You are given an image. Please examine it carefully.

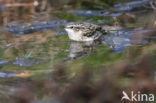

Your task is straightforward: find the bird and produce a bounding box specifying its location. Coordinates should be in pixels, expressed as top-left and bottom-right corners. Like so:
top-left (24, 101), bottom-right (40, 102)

top-left (65, 22), bottom-right (107, 41)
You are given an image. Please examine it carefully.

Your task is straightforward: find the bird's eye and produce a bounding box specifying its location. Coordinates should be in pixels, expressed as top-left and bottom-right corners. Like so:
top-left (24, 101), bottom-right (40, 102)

top-left (70, 26), bottom-right (74, 29)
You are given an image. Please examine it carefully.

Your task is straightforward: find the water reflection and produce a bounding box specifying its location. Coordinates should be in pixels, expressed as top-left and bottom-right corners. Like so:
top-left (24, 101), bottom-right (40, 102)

top-left (65, 41), bottom-right (98, 60)
top-left (0, 60), bottom-right (9, 65)
top-left (0, 0), bottom-right (155, 68)
top-left (5, 20), bottom-right (67, 34)
top-left (0, 72), bottom-right (17, 78)
top-left (65, 40), bottom-right (104, 60)
top-left (0, 0), bottom-right (49, 25)
top-left (101, 28), bottom-right (151, 53)
top-left (13, 57), bottom-right (49, 67)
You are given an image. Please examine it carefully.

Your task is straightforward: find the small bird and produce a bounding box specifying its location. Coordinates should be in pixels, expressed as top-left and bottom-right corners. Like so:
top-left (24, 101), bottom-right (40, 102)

top-left (65, 22), bottom-right (106, 41)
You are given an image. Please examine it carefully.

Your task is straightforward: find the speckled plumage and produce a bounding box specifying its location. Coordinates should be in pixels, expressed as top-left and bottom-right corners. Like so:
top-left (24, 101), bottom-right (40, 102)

top-left (65, 22), bottom-right (106, 41)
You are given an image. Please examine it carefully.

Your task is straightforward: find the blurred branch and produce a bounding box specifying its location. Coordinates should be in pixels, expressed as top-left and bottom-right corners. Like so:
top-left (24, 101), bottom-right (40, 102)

top-left (150, 1), bottom-right (156, 10)
top-left (41, 0), bottom-right (47, 11)
top-left (5, 3), bottom-right (34, 7)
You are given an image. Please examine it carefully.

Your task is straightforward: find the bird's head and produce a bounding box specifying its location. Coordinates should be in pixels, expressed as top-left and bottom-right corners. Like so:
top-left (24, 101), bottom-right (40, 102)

top-left (65, 22), bottom-right (84, 35)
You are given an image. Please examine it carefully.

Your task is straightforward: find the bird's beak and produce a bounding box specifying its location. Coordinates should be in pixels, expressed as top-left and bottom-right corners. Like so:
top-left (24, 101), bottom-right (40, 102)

top-left (65, 28), bottom-right (67, 31)
top-left (65, 27), bottom-right (69, 31)
top-left (65, 26), bottom-right (69, 29)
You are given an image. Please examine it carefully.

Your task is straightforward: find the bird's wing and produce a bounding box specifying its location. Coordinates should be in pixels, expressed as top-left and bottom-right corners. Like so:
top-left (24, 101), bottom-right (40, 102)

top-left (83, 26), bottom-right (102, 37)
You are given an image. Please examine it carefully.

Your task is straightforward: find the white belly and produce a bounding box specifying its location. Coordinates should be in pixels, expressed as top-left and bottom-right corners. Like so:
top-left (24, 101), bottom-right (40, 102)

top-left (65, 29), bottom-right (102, 41)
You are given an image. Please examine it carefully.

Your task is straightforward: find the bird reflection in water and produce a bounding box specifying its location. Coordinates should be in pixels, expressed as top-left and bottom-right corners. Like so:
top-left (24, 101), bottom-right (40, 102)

top-left (64, 41), bottom-right (100, 61)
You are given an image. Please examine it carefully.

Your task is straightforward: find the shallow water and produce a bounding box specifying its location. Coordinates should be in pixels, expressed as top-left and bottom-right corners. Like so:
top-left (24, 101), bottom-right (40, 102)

top-left (0, 0), bottom-right (155, 74)
top-left (0, 0), bottom-right (155, 70)
top-left (0, 0), bottom-right (156, 102)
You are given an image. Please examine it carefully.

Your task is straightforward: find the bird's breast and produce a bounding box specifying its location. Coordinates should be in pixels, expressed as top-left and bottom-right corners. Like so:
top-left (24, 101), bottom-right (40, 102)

top-left (66, 29), bottom-right (83, 41)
